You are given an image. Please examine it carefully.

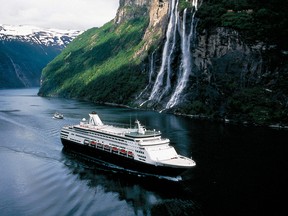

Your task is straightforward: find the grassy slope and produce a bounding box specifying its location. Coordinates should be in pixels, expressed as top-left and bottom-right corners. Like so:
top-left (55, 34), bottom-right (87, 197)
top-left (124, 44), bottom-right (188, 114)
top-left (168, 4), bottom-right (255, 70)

top-left (39, 17), bottom-right (149, 105)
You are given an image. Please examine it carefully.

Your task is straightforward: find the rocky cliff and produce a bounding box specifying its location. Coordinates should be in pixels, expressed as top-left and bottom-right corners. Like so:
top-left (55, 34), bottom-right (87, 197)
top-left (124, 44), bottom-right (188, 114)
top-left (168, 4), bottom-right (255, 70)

top-left (134, 0), bottom-right (288, 125)
top-left (183, 27), bottom-right (288, 124)
top-left (38, 0), bottom-right (288, 125)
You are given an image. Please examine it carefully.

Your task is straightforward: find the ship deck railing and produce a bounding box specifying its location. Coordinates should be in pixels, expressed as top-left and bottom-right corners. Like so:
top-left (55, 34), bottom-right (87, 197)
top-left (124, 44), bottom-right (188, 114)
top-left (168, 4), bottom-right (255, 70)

top-left (64, 121), bottom-right (162, 140)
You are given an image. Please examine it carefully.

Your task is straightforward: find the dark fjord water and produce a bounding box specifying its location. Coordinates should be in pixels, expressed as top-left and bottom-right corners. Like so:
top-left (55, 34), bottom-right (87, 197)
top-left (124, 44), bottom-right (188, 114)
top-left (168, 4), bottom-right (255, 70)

top-left (0, 88), bottom-right (287, 216)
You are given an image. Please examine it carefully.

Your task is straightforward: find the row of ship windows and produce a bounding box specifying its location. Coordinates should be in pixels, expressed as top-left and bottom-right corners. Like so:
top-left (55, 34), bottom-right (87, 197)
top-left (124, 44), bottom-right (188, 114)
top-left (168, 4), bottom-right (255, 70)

top-left (73, 129), bottom-right (147, 148)
top-left (89, 132), bottom-right (125, 142)
top-left (109, 143), bottom-right (124, 149)
top-left (135, 150), bottom-right (145, 154)
top-left (89, 132), bottom-right (130, 146)
top-left (70, 138), bottom-right (81, 143)
top-left (87, 133), bottom-right (146, 151)
top-left (71, 133), bottom-right (145, 152)
top-left (138, 155), bottom-right (146, 159)
top-left (141, 138), bottom-right (160, 142)
top-left (89, 138), bottom-right (140, 152)
top-left (71, 130), bottom-right (127, 146)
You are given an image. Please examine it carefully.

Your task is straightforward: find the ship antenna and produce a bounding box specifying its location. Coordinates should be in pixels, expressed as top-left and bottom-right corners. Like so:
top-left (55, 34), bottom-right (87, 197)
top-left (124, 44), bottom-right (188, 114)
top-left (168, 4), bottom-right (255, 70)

top-left (129, 114), bottom-right (131, 128)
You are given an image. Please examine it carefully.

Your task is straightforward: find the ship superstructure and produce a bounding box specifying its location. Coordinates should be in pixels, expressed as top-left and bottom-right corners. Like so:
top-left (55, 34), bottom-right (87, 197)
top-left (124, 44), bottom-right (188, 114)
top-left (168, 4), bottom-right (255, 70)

top-left (61, 112), bottom-right (196, 177)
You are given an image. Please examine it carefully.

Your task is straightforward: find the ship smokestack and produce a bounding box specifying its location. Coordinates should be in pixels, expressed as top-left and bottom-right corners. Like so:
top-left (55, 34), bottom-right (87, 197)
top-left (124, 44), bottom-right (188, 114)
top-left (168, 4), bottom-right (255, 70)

top-left (89, 111), bottom-right (104, 126)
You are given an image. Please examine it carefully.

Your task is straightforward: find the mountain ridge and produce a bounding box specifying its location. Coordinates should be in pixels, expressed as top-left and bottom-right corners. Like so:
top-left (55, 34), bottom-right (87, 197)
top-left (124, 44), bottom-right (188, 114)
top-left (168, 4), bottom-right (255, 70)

top-left (0, 24), bottom-right (82, 88)
top-left (0, 24), bottom-right (82, 49)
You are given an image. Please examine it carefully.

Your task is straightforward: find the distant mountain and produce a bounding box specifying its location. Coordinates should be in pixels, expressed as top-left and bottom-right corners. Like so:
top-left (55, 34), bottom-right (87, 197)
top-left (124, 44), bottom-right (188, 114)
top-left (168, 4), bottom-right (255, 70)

top-left (0, 24), bottom-right (82, 88)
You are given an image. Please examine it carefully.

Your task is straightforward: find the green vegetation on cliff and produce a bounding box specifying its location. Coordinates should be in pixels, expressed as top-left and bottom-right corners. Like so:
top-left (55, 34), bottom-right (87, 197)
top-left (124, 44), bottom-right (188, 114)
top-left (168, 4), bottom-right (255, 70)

top-left (196, 0), bottom-right (288, 49)
top-left (38, 0), bottom-right (288, 126)
top-left (189, 0), bottom-right (288, 125)
top-left (178, 0), bottom-right (194, 11)
top-left (39, 16), bottom-right (149, 104)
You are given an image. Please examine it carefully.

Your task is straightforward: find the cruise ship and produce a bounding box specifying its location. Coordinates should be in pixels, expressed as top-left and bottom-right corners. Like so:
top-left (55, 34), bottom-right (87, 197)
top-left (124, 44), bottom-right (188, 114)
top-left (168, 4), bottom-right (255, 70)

top-left (60, 112), bottom-right (196, 178)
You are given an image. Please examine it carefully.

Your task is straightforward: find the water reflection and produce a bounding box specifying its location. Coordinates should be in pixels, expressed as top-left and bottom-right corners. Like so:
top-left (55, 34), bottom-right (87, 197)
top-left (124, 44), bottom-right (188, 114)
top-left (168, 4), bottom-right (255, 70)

top-left (1, 88), bottom-right (287, 216)
top-left (61, 148), bottom-right (203, 216)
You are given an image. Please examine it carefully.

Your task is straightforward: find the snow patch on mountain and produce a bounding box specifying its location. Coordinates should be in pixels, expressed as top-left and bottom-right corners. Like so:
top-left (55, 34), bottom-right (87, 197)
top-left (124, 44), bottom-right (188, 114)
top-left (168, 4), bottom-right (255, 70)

top-left (0, 24), bottom-right (83, 48)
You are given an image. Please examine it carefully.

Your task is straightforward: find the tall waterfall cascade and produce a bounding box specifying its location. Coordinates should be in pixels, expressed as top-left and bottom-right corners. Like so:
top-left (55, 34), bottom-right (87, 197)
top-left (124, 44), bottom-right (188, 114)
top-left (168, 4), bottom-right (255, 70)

top-left (148, 0), bottom-right (179, 101)
top-left (142, 0), bottom-right (199, 110)
top-left (166, 0), bottom-right (199, 109)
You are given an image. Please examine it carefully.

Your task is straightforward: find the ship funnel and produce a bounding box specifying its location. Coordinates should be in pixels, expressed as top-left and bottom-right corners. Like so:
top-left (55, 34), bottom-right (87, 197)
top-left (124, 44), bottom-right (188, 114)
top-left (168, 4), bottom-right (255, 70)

top-left (89, 111), bottom-right (104, 126)
top-left (135, 120), bottom-right (145, 134)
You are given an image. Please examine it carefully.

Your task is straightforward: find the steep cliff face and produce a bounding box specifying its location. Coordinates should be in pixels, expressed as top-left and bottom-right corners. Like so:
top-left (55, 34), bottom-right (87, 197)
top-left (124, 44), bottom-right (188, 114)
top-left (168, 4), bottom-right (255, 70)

top-left (115, 0), bottom-right (169, 57)
top-left (135, 0), bottom-right (202, 109)
top-left (134, 0), bottom-right (288, 124)
top-left (115, 0), bottom-right (151, 24)
top-left (139, 0), bottom-right (169, 54)
top-left (39, 0), bottom-right (288, 125)
top-left (189, 28), bottom-right (288, 124)
top-left (195, 28), bottom-right (263, 77)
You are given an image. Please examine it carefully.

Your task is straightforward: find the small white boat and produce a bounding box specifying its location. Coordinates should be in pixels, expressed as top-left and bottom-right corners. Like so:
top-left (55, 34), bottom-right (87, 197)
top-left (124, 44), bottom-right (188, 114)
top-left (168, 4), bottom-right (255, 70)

top-left (53, 112), bottom-right (64, 119)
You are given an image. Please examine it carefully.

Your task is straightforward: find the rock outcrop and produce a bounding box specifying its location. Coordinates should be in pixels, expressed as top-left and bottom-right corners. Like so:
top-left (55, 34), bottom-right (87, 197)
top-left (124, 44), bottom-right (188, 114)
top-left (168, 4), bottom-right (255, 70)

top-left (38, 0), bottom-right (288, 125)
top-left (133, 0), bottom-right (288, 124)
top-left (195, 28), bottom-right (263, 85)
top-left (114, 0), bottom-right (151, 24)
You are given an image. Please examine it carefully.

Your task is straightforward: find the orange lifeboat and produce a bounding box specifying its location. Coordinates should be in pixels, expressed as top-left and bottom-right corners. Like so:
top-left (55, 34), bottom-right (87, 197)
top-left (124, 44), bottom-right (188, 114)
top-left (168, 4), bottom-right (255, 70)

top-left (128, 151), bottom-right (134, 158)
top-left (112, 147), bottom-right (118, 152)
top-left (120, 149), bottom-right (127, 155)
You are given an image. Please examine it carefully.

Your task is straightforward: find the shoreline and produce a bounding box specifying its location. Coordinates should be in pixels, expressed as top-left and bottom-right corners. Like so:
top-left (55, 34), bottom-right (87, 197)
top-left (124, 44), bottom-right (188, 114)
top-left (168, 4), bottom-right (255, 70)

top-left (37, 92), bottom-right (288, 130)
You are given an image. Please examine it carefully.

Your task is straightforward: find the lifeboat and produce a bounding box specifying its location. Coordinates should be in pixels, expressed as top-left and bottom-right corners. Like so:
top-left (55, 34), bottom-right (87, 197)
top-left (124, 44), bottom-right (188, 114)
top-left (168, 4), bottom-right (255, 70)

top-left (120, 149), bottom-right (127, 155)
top-left (128, 151), bottom-right (134, 158)
top-left (90, 141), bottom-right (96, 145)
top-left (104, 145), bottom-right (110, 151)
top-left (112, 147), bottom-right (118, 152)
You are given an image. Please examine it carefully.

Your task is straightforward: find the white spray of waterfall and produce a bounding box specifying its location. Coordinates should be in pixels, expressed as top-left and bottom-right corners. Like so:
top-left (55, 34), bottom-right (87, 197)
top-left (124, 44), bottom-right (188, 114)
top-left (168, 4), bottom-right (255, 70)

top-left (138, 51), bottom-right (155, 106)
top-left (148, 51), bottom-right (155, 83)
top-left (149, 0), bottom-right (178, 101)
top-left (162, 0), bottom-right (179, 97)
top-left (166, 0), bottom-right (198, 109)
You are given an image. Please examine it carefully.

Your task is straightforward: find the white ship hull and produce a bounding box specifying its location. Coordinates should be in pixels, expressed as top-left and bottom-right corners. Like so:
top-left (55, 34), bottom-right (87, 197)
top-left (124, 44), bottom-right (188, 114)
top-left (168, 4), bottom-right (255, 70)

top-left (61, 138), bottom-right (192, 177)
top-left (60, 112), bottom-right (196, 178)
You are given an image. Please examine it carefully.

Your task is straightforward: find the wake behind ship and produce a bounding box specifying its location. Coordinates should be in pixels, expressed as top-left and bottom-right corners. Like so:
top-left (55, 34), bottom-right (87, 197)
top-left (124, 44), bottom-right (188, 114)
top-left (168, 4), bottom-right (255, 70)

top-left (60, 112), bottom-right (196, 178)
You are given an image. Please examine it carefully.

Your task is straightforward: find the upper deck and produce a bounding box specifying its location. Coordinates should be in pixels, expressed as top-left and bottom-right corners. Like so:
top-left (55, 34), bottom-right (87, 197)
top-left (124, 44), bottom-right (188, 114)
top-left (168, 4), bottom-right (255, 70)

top-left (125, 130), bottom-right (161, 138)
top-left (64, 112), bottom-right (165, 145)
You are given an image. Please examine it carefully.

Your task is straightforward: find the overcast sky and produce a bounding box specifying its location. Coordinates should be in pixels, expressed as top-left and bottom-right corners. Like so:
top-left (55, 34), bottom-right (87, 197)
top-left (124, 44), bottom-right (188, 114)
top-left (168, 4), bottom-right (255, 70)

top-left (0, 0), bottom-right (119, 30)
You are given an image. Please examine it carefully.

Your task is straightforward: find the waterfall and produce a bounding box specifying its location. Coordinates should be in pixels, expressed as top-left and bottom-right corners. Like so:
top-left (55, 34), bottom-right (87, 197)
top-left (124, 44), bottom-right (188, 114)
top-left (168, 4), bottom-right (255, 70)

top-left (166, 0), bottom-right (198, 109)
top-left (149, 0), bottom-right (178, 101)
top-left (138, 51), bottom-right (155, 106)
top-left (148, 51), bottom-right (155, 83)
top-left (144, 0), bottom-right (200, 110)
top-left (162, 0), bottom-right (179, 97)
